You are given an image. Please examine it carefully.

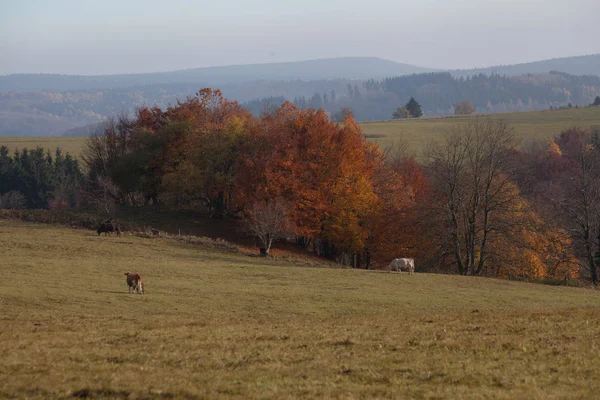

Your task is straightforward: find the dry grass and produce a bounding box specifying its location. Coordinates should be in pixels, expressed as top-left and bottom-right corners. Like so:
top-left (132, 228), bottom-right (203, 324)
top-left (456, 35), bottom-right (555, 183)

top-left (1, 220), bottom-right (600, 399)
top-left (0, 136), bottom-right (87, 158)
top-left (360, 106), bottom-right (600, 155)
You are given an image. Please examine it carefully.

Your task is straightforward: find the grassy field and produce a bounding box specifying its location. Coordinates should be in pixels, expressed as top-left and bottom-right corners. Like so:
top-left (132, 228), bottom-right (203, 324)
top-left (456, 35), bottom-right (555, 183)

top-left (1, 108), bottom-right (600, 159)
top-left (1, 220), bottom-right (600, 398)
top-left (0, 136), bottom-right (87, 158)
top-left (361, 106), bottom-right (600, 154)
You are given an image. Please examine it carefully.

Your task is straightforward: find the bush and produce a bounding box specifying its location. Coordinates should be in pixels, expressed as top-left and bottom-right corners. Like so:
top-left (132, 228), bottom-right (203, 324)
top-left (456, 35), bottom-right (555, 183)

top-left (0, 191), bottom-right (26, 210)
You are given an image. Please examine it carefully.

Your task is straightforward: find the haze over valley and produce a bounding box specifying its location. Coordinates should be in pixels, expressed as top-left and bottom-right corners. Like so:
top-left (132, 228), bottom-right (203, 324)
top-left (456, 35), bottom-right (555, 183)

top-left (1, 54), bottom-right (600, 136)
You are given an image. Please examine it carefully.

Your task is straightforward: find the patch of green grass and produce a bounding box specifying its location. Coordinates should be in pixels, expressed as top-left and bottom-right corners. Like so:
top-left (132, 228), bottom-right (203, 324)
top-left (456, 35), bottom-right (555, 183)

top-left (360, 107), bottom-right (600, 155)
top-left (1, 220), bottom-right (600, 398)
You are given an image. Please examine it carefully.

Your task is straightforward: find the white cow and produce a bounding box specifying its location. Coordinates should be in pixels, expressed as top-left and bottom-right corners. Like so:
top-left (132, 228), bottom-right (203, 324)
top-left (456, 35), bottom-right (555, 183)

top-left (388, 258), bottom-right (415, 274)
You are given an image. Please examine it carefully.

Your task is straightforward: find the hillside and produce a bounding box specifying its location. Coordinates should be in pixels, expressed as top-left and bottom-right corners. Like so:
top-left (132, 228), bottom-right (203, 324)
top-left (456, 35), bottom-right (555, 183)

top-left (452, 54), bottom-right (600, 78)
top-left (0, 57), bottom-right (435, 92)
top-left (1, 219), bottom-right (600, 398)
top-left (361, 106), bottom-right (600, 154)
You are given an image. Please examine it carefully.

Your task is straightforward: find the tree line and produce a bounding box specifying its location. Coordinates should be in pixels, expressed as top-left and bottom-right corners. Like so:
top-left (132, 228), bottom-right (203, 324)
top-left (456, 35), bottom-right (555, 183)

top-left (0, 146), bottom-right (83, 209)
top-left (242, 71), bottom-right (600, 121)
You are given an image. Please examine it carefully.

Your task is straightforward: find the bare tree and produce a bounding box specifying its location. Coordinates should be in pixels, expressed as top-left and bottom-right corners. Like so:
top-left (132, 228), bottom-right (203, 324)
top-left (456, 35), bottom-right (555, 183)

top-left (552, 129), bottom-right (600, 285)
top-left (454, 101), bottom-right (475, 116)
top-left (425, 120), bottom-right (518, 275)
top-left (94, 176), bottom-right (119, 218)
top-left (244, 199), bottom-right (295, 255)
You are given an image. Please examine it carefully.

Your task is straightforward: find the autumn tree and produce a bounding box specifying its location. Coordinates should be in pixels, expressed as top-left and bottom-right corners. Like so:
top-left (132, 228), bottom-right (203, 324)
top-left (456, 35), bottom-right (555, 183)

top-left (405, 97), bottom-right (423, 118)
top-left (235, 104), bottom-right (395, 266)
top-left (454, 101), bottom-right (475, 116)
top-left (392, 107), bottom-right (411, 119)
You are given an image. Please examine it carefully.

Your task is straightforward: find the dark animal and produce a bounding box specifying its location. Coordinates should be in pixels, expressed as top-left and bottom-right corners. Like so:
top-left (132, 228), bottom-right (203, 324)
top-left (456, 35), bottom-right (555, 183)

top-left (151, 228), bottom-right (160, 237)
top-left (125, 272), bottom-right (144, 294)
top-left (97, 220), bottom-right (121, 237)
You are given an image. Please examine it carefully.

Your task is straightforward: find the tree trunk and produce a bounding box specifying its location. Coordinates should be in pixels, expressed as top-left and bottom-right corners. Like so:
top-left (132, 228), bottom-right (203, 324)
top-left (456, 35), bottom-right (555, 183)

top-left (476, 210), bottom-right (491, 275)
top-left (585, 229), bottom-right (598, 285)
top-left (364, 247), bottom-right (371, 270)
top-left (449, 192), bottom-right (465, 275)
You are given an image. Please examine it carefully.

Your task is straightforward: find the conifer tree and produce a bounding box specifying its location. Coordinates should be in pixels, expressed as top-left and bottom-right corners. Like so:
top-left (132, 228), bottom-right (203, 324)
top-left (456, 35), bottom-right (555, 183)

top-left (405, 97), bottom-right (423, 118)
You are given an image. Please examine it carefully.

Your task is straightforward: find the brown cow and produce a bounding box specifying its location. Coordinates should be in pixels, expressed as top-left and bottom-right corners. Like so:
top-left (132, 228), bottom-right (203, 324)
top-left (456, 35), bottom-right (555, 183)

top-left (125, 272), bottom-right (144, 294)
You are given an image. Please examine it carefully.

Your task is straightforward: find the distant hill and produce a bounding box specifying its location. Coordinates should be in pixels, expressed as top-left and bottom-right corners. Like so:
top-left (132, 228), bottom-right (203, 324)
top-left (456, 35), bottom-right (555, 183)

top-left (3, 71), bottom-right (600, 136)
top-left (0, 57), bottom-right (435, 92)
top-left (62, 121), bottom-right (107, 137)
top-left (451, 54), bottom-right (600, 78)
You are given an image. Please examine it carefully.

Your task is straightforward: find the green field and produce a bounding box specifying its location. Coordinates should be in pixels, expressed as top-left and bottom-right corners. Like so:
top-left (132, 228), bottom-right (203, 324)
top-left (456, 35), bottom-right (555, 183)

top-left (361, 107), bottom-right (600, 154)
top-left (1, 220), bottom-right (600, 398)
top-left (2, 108), bottom-right (600, 159)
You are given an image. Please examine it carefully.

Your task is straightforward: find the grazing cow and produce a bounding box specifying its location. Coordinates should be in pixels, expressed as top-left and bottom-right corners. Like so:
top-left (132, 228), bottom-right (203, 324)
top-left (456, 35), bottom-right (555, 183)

top-left (97, 220), bottom-right (121, 237)
top-left (125, 272), bottom-right (144, 294)
top-left (388, 258), bottom-right (415, 274)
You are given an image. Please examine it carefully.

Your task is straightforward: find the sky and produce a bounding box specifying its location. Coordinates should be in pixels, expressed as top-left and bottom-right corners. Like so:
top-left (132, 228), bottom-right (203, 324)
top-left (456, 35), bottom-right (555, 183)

top-left (1, 0), bottom-right (599, 75)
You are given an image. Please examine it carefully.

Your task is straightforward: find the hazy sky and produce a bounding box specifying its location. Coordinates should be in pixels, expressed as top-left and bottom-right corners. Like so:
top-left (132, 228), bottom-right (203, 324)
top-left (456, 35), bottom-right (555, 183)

top-left (1, 0), bottom-right (599, 75)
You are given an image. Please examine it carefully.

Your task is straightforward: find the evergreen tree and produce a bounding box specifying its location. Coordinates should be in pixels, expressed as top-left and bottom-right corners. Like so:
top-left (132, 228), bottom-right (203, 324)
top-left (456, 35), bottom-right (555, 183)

top-left (593, 96), bottom-right (600, 106)
top-left (310, 92), bottom-right (323, 109)
top-left (0, 146), bottom-right (82, 209)
top-left (405, 97), bottom-right (423, 118)
top-left (353, 84), bottom-right (362, 100)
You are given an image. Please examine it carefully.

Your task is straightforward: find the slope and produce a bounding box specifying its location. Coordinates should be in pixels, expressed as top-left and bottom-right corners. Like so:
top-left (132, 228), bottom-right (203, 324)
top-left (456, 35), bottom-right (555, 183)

top-left (1, 220), bottom-right (600, 398)
top-left (361, 106), bottom-right (600, 155)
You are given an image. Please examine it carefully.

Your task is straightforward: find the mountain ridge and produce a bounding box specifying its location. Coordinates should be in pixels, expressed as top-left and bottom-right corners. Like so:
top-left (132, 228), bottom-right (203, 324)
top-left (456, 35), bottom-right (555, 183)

top-left (0, 57), bottom-right (436, 92)
top-left (451, 54), bottom-right (600, 78)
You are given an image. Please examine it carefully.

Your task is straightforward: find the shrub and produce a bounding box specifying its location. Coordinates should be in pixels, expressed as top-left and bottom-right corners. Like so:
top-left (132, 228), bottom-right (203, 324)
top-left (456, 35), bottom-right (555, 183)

top-left (0, 191), bottom-right (26, 210)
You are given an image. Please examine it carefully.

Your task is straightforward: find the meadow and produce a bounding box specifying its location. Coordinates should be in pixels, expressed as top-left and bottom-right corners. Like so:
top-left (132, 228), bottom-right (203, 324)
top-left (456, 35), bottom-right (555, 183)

top-left (361, 106), bottom-right (600, 154)
top-left (1, 220), bottom-right (600, 399)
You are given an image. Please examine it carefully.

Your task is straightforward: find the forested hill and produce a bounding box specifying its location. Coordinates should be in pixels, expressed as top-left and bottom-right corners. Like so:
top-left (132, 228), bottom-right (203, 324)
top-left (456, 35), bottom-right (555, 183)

top-left (0, 57), bottom-right (434, 92)
top-left (451, 54), bottom-right (600, 78)
top-left (2, 54), bottom-right (598, 94)
top-left (256, 71), bottom-right (600, 121)
top-left (2, 71), bottom-right (600, 136)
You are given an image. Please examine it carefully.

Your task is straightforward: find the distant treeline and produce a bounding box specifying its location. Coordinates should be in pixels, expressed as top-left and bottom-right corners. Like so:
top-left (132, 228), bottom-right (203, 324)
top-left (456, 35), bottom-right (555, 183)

top-left (243, 72), bottom-right (600, 121)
